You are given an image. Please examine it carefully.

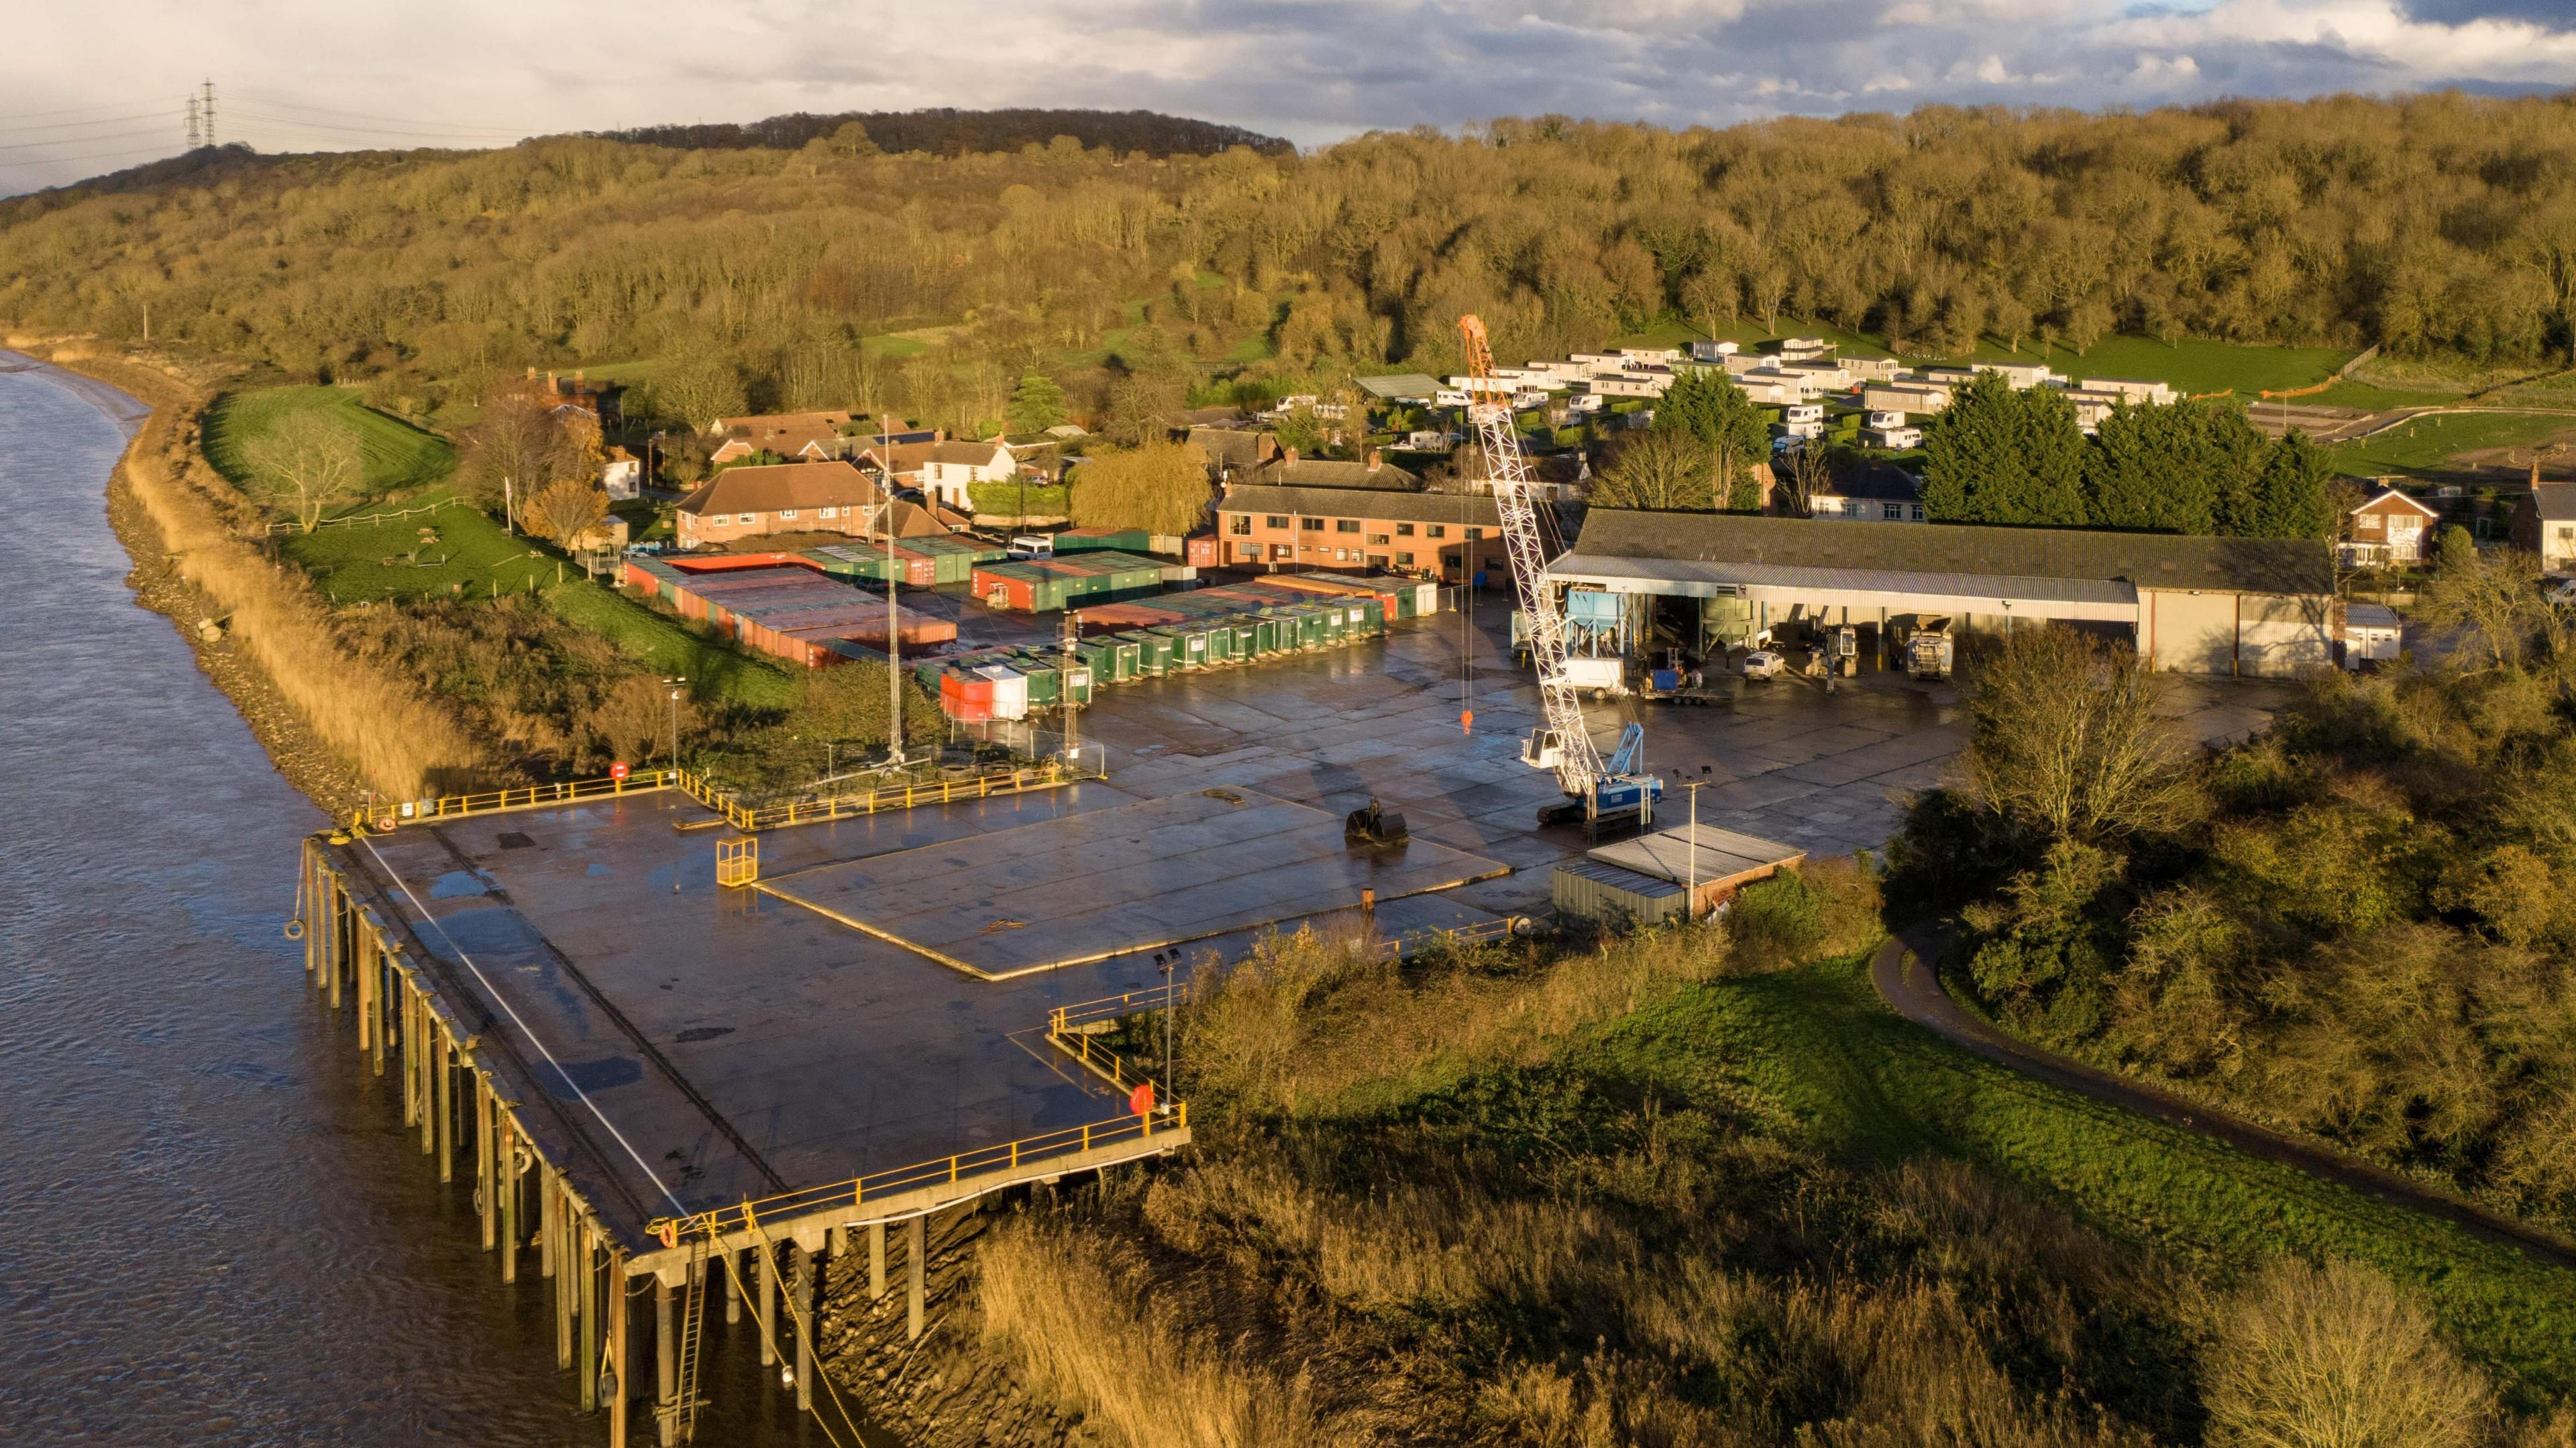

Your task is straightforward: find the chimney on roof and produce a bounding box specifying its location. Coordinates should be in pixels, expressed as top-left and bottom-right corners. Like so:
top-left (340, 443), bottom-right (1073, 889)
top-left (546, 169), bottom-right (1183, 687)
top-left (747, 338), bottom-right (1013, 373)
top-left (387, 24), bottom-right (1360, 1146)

top-left (525, 366), bottom-right (537, 382)
top-left (1257, 433), bottom-right (1279, 462)
top-left (1281, 447), bottom-right (1299, 465)
top-left (545, 370), bottom-right (558, 394)
top-left (574, 368), bottom-right (585, 384)
top-left (1366, 447), bottom-right (1383, 471)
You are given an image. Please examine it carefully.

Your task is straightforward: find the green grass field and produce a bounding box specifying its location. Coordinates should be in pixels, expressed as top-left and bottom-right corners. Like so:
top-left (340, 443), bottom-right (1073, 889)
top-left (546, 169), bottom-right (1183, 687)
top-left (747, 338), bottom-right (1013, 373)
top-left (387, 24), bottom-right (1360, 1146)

top-left (203, 385), bottom-right (455, 505)
top-left (1581, 952), bottom-right (2576, 1400)
top-left (278, 498), bottom-right (796, 710)
top-left (2328, 409), bottom-right (2574, 476)
top-left (543, 582), bottom-right (798, 710)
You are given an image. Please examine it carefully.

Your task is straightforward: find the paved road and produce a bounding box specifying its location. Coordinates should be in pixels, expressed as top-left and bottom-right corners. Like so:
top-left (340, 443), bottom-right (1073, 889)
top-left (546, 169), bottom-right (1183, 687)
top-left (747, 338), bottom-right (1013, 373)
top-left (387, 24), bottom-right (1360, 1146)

top-left (1868, 934), bottom-right (2576, 1271)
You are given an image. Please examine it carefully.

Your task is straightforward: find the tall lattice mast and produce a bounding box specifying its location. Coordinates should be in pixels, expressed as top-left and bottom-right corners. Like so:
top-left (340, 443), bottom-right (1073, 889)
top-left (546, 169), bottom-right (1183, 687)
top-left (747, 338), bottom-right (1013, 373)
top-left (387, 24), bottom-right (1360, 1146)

top-left (1458, 315), bottom-right (1603, 795)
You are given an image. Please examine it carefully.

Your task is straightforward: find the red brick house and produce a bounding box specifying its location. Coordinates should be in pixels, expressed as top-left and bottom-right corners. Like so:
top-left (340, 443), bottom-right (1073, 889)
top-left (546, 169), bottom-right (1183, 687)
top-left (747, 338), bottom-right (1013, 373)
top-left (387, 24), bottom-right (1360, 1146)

top-left (1214, 484), bottom-right (1505, 581)
top-left (2343, 488), bottom-right (2441, 567)
top-left (674, 461), bottom-right (884, 550)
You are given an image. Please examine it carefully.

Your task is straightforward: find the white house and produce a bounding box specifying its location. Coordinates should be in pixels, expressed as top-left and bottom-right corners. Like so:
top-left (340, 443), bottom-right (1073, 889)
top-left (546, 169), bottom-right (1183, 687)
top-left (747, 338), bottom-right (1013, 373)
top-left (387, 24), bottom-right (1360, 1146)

top-left (1842, 357), bottom-right (1905, 383)
top-left (602, 447), bottom-right (642, 501)
top-left (1735, 374), bottom-right (1805, 406)
top-left (914, 440), bottom-right (1016, 511)
top-left (1784, 360), bottom-right (1852, 390)
top-left (1778, 337), bottom-right (1831, 361)
top-left (1688, 340), bottom-right (1740, 361)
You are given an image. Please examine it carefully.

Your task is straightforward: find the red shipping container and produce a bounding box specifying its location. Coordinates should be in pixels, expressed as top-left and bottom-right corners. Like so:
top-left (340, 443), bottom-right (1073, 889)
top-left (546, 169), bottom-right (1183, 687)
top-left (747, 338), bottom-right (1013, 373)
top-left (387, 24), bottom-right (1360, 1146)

top-left (888, 547), bottom-right (938, 588)
top-left (1185, 533), bottom-right (1218, 569)
top-left (667, 551), bottom-right (824, 575)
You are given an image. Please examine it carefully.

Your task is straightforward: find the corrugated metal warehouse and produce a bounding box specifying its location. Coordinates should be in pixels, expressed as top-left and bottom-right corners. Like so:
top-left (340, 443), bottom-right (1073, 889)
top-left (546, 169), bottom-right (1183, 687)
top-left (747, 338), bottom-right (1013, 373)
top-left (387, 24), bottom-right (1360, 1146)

top-left (1548, 512), bottom-right (2337, 677)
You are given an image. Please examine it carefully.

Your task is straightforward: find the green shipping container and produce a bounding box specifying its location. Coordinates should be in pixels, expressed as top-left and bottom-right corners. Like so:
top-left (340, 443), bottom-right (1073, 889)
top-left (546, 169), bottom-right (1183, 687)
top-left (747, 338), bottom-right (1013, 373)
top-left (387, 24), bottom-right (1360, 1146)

top-left (1152, 625), bottom-right (1210, 669)
top-left (1008, 655), bottom-right (1063, 707)
top-left (1118, 630), bottom-right (1172, 677)
top-left (1104, 638), bottom-right (1139, 682)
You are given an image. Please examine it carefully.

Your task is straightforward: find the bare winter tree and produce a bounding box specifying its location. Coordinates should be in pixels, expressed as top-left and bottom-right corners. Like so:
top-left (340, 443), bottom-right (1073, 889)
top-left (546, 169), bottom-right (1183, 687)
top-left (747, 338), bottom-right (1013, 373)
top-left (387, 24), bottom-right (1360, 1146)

top-left (1966, 626), bottom-right (2202, 844)
top-left (2206, 1258), bottom-right (2491, 1448)
top-left (242, 409), bottom-right (364, 533)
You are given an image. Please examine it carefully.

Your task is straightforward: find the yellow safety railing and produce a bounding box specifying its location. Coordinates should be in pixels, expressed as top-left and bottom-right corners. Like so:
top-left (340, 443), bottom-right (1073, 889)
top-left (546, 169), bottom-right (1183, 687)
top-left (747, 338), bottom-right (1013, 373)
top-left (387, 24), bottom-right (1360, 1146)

top-left (647, 1101), bottom-right (1187, 1246)
top-left (715, 836), bottom-right (759, 888)
top-left (676, 757), bottom-right (1104, 834)
top-left (1368, 915), bottom-right (1528, 960)
top-left (353, 769), bottom-right (679, 832)
top-left (1044, 989), bottom-right (1178, 1098)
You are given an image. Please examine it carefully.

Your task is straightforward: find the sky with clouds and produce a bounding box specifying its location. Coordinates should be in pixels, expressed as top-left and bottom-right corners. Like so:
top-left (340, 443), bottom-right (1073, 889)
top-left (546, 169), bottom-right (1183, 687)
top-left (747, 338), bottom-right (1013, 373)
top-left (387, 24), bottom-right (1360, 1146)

top-left (2, 1), bottom-right (2570, 193)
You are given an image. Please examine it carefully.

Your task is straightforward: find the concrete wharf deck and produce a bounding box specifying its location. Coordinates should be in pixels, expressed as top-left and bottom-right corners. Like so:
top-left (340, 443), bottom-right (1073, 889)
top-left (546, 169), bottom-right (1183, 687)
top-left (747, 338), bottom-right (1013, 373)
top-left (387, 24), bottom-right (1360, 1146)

top-left (293, 604), bottom-right (2092, 1443)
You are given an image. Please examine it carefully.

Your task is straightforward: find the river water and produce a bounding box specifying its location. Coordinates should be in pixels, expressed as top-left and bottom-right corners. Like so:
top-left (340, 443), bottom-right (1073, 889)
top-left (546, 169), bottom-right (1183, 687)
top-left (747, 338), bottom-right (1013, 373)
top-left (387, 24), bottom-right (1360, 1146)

top-left (0, 361), bottom-right (835, 1446)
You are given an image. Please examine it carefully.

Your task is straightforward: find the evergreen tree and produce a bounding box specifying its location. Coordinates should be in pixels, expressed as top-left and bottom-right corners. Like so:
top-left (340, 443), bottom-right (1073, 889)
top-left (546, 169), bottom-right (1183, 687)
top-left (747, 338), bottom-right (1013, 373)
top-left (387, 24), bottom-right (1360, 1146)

top-left (1005, 372), bottom-right (1069, 435)
top-left (2244, 429), bottom-right (2336, 540)
top-left (1651, 368), bottom-right (1770, 512)
top-left (1922, 372), bottom-right (2086, 525)
top-left (2081, 400), bottom-right (2264, 535)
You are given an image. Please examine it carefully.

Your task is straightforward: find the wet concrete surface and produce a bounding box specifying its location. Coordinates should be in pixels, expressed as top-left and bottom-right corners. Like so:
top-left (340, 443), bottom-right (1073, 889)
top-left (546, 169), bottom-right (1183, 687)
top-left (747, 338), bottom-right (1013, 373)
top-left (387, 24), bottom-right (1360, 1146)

top-left (333, 602), bottom-right (2294, 1242)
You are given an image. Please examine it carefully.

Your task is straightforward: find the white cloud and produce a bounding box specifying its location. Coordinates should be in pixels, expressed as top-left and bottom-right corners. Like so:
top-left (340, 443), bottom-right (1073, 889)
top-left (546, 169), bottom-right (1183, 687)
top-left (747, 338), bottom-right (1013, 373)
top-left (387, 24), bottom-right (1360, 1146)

top-left (0, 0), bottom-right (2570, 194)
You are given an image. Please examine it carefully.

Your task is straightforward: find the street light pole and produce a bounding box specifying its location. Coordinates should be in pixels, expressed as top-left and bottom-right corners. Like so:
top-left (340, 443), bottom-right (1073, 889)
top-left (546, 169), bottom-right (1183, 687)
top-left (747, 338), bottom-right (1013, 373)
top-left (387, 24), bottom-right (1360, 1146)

top-left (665, 676), bottom-right (686, 777)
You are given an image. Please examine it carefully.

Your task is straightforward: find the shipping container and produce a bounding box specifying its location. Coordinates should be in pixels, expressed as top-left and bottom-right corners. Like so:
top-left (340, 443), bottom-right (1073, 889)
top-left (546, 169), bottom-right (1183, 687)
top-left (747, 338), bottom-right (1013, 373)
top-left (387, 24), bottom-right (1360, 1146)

top-left (1185, 533), bottom-right (1218, 569)
top-left (1116, 630), bottom-right (1171, 677)
top-left (1005, 653), bottom-right (1062, 708)
top-left (975, 664), bottom-right (1029, 720)
top-left (1150, 625), bottom-right (1210, 670)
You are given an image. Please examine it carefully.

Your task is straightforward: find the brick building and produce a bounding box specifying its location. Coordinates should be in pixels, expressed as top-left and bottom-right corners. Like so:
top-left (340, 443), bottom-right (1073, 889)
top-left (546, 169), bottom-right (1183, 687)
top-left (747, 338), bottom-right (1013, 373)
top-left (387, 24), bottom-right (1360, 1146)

top-left (1213, 484), bottom-right (1507, 581)
top-left (674, 461), bottom-right (884, 550)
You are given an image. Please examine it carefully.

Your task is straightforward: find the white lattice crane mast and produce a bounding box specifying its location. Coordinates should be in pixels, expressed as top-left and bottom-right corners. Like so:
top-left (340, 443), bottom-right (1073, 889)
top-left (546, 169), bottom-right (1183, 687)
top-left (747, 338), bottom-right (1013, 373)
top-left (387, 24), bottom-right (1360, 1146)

top-left (1458, 315), bottom-right (1604, 795)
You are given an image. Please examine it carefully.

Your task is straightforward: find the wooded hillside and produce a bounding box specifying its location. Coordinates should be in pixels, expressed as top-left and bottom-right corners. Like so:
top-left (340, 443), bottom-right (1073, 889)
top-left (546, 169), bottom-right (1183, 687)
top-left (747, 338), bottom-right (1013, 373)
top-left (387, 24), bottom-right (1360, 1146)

top-left (5, 93), bottom-right (2572, 434)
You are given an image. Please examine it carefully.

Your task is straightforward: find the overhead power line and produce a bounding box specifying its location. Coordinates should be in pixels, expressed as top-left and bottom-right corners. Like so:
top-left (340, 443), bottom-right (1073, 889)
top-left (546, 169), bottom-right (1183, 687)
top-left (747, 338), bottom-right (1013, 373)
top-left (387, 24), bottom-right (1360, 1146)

top-left (0, 99), bottom-right (164, 123)
top-left (0, 111), bottom-right (170, 135)
top-left (237, 94), bottom-right (556, 136)
top-left (0, 127), bottom-right (171, 152)
top-left (0, 144), bottom-right (182, 172)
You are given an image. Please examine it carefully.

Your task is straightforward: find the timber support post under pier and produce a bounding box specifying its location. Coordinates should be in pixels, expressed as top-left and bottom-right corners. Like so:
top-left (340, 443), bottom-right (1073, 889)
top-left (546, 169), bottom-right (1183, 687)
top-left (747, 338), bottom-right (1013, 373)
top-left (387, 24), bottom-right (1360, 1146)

top-left (297, 834), bottom-right (662, 1433)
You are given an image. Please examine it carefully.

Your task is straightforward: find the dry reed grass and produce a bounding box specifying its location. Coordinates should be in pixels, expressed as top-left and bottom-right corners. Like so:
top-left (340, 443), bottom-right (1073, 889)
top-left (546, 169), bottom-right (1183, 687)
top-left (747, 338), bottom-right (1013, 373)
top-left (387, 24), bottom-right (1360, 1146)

top-left (976, 1218), bottom-right (1320, 1448)
top-left (76, 353), bottom-right (481, 798)
top-left (1182, 917), bottom-right (1736, 1116)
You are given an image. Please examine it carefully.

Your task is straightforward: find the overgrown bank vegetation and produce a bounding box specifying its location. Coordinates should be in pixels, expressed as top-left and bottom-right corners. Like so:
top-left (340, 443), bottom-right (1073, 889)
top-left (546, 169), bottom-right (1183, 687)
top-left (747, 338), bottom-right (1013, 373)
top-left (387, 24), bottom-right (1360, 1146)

top-left (839, 866), bottom-right (2576, 1447)
top-left (7, 92), bottom-right (2575, 443)
top-left (1899, 549), bottom-right (2576, 1251)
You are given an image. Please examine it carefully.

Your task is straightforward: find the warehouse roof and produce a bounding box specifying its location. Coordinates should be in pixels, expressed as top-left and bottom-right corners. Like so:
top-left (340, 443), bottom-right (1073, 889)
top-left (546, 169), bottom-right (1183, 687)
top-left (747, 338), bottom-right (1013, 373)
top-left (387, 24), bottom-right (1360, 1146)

top-left (1566, 510), bottom-right (2332, 596)
top-left (1355, 373), bottom-right (1442, 400)
top-left (1219, 485), bottom-right (1501, 527)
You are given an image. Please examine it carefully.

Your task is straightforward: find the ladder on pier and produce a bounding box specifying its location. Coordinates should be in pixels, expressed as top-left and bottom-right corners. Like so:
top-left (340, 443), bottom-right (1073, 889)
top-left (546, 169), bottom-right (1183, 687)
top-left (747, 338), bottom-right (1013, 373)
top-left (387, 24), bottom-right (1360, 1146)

top-left (669, 1237), bottom-right (710, 1443)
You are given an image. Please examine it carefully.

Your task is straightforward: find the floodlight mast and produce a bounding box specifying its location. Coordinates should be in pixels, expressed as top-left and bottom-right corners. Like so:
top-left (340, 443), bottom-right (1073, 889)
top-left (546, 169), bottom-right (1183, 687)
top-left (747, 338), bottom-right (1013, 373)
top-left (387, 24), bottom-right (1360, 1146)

top-left (1457, 315), bottom-right (1604, 799)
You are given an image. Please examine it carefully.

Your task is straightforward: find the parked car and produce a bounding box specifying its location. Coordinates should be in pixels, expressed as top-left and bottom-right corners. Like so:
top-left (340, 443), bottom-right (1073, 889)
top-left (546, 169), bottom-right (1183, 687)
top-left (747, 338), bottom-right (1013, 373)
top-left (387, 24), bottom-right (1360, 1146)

top-left (1742, 649), bottom-right (1786, 680)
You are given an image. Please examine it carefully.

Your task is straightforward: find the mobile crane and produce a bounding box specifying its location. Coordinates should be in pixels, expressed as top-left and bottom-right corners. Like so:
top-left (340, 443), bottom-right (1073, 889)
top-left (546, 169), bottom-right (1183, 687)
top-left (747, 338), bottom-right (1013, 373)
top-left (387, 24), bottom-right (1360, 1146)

top-left (1458, 315), bottom-right (1663, 834)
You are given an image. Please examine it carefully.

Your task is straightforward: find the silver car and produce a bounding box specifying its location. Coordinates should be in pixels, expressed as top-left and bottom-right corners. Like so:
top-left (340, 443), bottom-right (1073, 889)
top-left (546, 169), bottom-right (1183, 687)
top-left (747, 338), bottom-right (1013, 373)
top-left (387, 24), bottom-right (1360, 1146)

top-left (1741, 649), bottom-right (1786, 680)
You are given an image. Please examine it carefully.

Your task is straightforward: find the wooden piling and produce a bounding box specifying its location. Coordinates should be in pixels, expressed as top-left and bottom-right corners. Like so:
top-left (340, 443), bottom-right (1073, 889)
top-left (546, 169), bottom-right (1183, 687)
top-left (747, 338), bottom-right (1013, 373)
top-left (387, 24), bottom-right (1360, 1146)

top-left (655, 1274), bottom-right (677, 1448)
top-left (794, 1242), bottom-right (813, 1413)
top-left (757, 1242), bottom-right (775, 1368)
top-left (906, 1216), bottom-right (926, 1342)
top-left (400, 985), bottom-right (419, 1127)
top-left (355, 925), bottom-right (374, 1057)
top-left (327, 881), bottom-right (345, 1011)
top-left (370, 940), bottom-right (389, 1078)
top-left (608, 1251), bottom-right (631, 1448)
top-left (556, 1188), bottom-right (576, 1371)
top-left (435, 1036), bottom-right (453, 1182)
top-left (578, 1223), bottom-right (598, 1410)
top-left (868, 1221), bottom-right (885, 1300)
top-left (724, 1247), bottom-right (740, 1325)
top-left (476, 1076), bottom-right (497, 1252)
top-left (499, 1114), bottom-right (520, 1283)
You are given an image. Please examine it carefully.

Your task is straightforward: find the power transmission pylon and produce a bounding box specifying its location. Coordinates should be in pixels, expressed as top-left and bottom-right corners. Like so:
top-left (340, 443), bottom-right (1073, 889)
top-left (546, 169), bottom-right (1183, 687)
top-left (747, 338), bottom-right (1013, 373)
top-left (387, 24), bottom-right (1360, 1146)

top-left (201, 79), bottom-right (217, 150)
top-left (186, 94), bottom-right (201, 150)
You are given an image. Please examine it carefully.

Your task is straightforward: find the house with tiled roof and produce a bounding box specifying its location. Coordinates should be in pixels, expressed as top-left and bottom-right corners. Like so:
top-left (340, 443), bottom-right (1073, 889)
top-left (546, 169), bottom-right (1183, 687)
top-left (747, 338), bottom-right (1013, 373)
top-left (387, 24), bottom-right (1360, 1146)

top-left (674, 461), bottom-right (884, 550)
